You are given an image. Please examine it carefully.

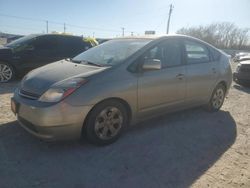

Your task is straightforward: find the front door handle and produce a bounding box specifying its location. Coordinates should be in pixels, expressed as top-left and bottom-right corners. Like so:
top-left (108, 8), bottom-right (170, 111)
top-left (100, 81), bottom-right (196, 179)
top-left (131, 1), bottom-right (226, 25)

top-left (176, 74), bottom-right (184, 80)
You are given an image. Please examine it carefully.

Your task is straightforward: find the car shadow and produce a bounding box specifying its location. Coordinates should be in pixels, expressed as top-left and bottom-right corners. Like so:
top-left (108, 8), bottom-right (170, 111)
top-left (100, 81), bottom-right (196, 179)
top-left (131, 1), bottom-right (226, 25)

top-left (0, 108), bottom-right (236, 188)
top-left (233, 83), bottom-right (250, 93)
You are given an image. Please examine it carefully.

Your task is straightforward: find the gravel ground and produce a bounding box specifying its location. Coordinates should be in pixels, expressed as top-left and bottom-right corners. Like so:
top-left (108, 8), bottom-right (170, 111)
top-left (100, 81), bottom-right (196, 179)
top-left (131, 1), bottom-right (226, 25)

top-left (0, 67), bottom-right (249, 188)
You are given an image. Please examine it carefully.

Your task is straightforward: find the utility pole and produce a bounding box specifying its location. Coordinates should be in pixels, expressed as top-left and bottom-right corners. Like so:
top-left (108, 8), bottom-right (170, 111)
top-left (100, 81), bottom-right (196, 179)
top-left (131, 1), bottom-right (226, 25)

top-left (166, 4), bottom-right (173, 34)
top-left (121, 27), bottom-right (125, 37)
top-left (46, 20), bottom-right (48, 33)
top-left (63, 23), bottom-right (66, 33)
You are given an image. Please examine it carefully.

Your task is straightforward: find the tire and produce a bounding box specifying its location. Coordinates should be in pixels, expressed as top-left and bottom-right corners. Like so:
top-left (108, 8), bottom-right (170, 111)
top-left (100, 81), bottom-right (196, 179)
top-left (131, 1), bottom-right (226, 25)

top-left (84, 100), bottom-right (128, 146)
top-left (205, 83), bottom-right (226, 112)
top-left (0, 62), bottom-right (15, 83)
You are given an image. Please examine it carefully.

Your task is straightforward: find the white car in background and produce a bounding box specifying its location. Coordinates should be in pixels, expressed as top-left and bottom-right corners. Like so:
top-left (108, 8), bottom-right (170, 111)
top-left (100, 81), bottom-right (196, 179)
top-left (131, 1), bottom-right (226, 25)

top-left (233, 52), bottom-right (250, 62)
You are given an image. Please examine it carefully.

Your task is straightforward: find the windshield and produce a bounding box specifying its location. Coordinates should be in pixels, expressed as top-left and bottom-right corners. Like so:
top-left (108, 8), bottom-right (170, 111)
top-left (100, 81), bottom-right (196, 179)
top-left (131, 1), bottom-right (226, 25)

top-left (72, 39), bottom-right (152, 66)
top-left (6, 34), bottom-right (38, 48)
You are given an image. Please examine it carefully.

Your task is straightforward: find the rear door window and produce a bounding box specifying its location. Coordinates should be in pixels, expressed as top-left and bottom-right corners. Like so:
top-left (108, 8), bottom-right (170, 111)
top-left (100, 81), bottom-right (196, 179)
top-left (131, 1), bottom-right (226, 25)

top-left (184, 40), bottom-right (210, 64)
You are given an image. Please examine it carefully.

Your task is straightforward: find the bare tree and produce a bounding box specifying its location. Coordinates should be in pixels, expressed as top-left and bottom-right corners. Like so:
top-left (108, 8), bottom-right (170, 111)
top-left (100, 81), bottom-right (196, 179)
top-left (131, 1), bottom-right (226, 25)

top-left (177, 22), bottom-right (250, 50)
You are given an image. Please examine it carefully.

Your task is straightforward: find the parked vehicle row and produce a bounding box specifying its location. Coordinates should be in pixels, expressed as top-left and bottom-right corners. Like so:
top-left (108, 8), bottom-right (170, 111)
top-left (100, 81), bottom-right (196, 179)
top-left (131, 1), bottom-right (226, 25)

top-left (233, 60), bottom-right (250, 85)
top-left (233, 52), bottom-right (250, 62)
top-left (10, 35), bottom-right (232, 145)
top-left (0, 34), bottom-right (98, 82)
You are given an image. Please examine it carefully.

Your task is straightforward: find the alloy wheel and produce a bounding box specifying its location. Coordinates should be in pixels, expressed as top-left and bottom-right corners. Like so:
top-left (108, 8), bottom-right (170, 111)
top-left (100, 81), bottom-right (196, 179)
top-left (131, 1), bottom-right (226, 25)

top-left (0, 64), bottom-right (13, 82)
top-left (212, 88), bottom-right (225, 109)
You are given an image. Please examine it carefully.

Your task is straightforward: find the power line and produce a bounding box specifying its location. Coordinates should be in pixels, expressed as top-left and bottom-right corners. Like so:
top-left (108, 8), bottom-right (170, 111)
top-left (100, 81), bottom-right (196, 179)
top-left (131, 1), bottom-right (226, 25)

top-left (0, 13), bottom-right (140, 37)
top-left (1, 24), bottom-right (43, 32)
top-left (0, 13), bottom-right (123, 34)
top-left (66, 23), bottom-right (120, 33)
top-left (0, 13), bottom-right (45, 22)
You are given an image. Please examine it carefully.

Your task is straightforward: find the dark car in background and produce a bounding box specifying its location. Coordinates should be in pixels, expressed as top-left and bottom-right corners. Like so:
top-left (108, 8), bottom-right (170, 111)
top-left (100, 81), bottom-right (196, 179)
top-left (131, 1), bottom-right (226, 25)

top-left (0, 34), bottom-right (97, 82)
top-left (235, 55), bottom-right (250, 63)
top-left (96, 38), bottom-right (111, 44)
top-left (233, 60), bottom-right (250, 86)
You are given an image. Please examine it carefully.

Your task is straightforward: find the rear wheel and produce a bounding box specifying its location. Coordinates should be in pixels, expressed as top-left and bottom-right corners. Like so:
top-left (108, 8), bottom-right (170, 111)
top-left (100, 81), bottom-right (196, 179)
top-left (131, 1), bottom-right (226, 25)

top-left (206, 84), bottom-right (226, 112)
top-left (0, 62), bottom-right (15, 83)
top-left (84, 100), bottom-right (128, 145)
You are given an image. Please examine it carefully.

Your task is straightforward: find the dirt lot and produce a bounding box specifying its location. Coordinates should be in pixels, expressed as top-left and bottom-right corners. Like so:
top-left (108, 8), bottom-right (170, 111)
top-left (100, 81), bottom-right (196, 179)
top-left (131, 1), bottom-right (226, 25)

top-left (0, 69), bottom-right (249, 188)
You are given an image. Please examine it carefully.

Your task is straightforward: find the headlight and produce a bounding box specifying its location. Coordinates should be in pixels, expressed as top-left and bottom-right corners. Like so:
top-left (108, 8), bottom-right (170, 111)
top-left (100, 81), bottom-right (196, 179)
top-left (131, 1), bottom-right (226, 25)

top-left (39, 77), bottom-right (87, 103)
top-left (38, 88), bottom-right (65, 103)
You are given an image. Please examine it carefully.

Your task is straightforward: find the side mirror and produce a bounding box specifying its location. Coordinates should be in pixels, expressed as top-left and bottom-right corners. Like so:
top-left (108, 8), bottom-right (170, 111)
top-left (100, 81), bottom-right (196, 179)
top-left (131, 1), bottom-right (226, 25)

top-left (142, 58), bottom-right (162, 70)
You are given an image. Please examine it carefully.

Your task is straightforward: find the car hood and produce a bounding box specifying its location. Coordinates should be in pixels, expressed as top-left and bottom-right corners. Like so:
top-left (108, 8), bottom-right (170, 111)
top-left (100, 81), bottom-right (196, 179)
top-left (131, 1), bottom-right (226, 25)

top-left (20, 60), bottom-right (107, 96)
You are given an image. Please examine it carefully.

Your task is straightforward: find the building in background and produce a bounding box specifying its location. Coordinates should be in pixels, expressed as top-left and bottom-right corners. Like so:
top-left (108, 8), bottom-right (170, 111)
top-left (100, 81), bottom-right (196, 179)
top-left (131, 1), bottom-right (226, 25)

top-left (145, 31), bottom-right (156, 35)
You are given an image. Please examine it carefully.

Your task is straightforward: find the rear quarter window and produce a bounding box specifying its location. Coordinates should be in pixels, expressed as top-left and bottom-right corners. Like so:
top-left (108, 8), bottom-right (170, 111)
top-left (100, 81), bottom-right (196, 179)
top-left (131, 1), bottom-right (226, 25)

top-left (66, 37), bottom-right (92, 50)
top-left (58, 36), bottom-right (95, 58)
top-left (184, 40), bottom-right (210, 64)
top-left (209, 48), bottom-right (221, 61)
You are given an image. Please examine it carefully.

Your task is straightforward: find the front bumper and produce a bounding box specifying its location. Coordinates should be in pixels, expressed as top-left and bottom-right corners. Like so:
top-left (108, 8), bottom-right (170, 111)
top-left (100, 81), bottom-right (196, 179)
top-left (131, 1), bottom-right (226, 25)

top-left (12, 92), bottom-right (93, 141)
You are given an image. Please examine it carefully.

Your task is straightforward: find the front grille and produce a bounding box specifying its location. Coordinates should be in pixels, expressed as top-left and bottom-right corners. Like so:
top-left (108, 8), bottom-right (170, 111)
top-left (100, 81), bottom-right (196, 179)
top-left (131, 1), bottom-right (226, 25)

top-left (19, 89), bottom-right (40, 100)
top-left (18, 116), bottom-right (38, 133)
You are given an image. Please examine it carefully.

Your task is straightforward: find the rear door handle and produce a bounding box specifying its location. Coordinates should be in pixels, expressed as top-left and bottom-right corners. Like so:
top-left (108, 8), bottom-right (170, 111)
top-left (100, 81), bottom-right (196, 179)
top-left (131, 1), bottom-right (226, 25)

top-left (176, 74), bottom-right (184, 80)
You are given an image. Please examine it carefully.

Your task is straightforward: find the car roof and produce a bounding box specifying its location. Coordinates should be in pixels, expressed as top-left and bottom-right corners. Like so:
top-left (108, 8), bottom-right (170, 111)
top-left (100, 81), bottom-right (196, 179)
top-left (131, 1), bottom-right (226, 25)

top-left (112, 34), bottom-right (219, 50)
top-left (36, 33), bottom-right (82, 38)
top-left (112, 34), bottom-right (216, 45)
top-left (114, 34), bottom-right (174, 40)
top-left (113, 34), bottom-right (199, 40)
top-left (240, 60), bottom-right (250, 65)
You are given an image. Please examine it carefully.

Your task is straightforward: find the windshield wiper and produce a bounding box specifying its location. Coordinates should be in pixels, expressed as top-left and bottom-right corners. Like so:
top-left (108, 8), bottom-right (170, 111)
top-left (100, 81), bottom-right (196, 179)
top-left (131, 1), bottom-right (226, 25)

top-left (71, 59), bottom-right (81, 64)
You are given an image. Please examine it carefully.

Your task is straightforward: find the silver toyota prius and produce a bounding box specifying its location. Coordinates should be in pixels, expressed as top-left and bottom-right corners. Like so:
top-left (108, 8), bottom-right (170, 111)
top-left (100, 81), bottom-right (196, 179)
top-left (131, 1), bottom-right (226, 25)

top-left (11, 35), bottom-right (232, 145)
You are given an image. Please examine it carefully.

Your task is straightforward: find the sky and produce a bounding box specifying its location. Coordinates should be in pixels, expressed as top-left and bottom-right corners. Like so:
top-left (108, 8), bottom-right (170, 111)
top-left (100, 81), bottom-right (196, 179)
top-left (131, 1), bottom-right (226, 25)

top-left (0, 0), bottom-right (250, 38)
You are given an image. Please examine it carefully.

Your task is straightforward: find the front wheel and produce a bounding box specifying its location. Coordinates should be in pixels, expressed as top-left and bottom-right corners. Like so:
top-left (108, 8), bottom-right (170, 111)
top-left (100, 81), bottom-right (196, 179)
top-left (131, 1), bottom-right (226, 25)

top-left (0, 62), bottom-right (15, 83)
top-left (84, 100), bottom-right (128, 146)
top-left (206, 84), bottom-right (226, 112)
